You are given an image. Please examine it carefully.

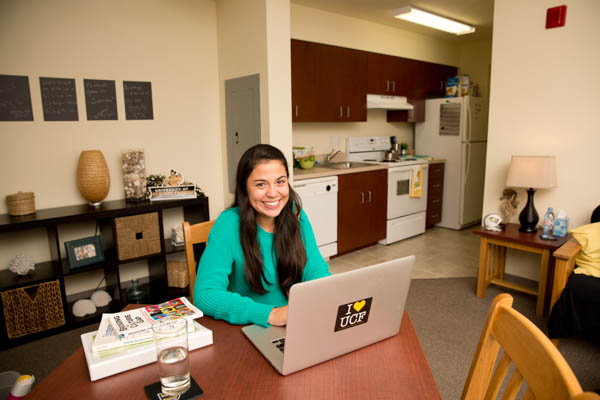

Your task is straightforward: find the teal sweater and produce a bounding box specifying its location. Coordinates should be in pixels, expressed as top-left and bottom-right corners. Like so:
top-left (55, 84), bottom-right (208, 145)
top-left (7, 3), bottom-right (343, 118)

top-left (193, 207), bottom-right (331, 327)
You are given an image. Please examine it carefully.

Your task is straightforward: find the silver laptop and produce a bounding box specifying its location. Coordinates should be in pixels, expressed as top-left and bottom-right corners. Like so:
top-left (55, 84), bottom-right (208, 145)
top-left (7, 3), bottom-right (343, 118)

top-left (242, 256), bottom-right (414, 375)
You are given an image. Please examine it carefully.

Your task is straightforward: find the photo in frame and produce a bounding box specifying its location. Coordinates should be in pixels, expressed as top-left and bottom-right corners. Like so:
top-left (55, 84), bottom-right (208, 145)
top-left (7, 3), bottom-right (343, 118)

top-left (65, 236), bottom-right (105, 270)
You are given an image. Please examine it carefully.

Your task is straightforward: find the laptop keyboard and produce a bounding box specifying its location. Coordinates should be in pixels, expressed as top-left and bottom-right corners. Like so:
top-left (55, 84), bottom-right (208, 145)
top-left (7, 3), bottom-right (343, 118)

top-left (272, 337), bottom-right (285, 352)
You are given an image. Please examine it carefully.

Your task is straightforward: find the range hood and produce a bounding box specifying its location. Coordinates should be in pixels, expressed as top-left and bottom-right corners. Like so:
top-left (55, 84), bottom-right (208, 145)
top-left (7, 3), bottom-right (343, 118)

top-left (366, 94), bottom-right (414, 110)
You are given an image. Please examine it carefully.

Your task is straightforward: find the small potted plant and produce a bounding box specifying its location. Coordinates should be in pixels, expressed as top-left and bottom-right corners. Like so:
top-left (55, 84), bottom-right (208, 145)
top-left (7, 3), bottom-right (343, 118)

top-left (400, 143), bottom-right (409, 155)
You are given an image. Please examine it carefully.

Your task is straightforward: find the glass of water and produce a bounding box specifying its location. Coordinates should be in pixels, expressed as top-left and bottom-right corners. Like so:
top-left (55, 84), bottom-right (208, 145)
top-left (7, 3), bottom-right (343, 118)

top-left (152, 316), bottom-right (190, 395)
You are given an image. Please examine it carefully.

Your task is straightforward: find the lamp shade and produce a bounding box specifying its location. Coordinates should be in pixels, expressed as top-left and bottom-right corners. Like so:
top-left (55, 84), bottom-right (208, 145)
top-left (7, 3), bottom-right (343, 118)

top-left (506, 156), bottom-right (557, 189)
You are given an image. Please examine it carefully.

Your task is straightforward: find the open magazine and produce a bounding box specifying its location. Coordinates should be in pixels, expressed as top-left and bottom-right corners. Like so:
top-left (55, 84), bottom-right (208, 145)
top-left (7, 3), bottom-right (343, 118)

top-left (92, 297), bottom-right (203, 352)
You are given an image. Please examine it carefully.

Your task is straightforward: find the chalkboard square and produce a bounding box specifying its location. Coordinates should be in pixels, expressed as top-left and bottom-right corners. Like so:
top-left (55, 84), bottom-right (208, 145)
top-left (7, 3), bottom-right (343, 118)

top-left (40, 77), bottom-right (79, 121)
top-left (84, 79), bottom-right (118, 120)
top-left (123, 81), bottom-right (154, 120)
top-left (0, 74), bottom-right (34, 121)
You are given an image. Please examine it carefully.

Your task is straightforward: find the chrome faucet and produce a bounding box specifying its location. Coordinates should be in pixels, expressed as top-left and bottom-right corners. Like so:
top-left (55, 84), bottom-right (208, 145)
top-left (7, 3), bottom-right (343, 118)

top-left (326, 149), bottom-right (342, 162)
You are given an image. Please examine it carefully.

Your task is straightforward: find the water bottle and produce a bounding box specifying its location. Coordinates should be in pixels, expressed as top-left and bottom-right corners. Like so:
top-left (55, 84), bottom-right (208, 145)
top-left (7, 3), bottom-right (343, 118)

top-left (542, 207), bottom-right (555, 239)
top-left (7, 375), bottom-right (35, 400)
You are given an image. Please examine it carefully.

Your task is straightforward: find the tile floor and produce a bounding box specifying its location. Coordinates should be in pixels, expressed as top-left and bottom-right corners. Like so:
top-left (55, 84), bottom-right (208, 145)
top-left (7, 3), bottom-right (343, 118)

top-left (328, 226), bottom-right (481, 279)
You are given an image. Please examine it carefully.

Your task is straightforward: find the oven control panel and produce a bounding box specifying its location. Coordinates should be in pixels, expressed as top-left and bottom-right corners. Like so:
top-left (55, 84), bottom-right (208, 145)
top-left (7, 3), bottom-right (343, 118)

top-left (347, 136), bottom-right (391, 153)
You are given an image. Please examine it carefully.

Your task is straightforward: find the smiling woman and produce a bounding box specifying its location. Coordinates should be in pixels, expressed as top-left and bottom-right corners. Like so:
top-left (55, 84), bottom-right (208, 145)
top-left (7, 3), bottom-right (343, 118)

top-left (193, 144), bottom-right (331, 327)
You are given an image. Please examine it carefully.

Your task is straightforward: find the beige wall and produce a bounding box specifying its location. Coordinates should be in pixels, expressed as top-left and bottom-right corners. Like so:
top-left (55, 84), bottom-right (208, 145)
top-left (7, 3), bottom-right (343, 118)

top-left (0, 0), bottom-right (224, 292)
top-left (217, 0), bottom-right (293, 202)
top-left (291, 4), bottom-right (460, 65)
top-left (265, 0), bottom-right (293, 166)
top-left (458, 39), bottom-right (492, 100)
top-left (289, 4), bottom-right (489, 157)
top-left (485, 0), bottom-right (600, 279)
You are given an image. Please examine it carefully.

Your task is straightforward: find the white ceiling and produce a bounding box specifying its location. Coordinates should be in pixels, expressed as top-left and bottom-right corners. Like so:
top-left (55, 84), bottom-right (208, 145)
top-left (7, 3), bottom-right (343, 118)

top-left (291, 0), bottom-right (495, 42)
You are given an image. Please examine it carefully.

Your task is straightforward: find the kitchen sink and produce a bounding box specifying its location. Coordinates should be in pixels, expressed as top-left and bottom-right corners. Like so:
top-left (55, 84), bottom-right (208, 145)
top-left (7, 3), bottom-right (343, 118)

top-left (321, 161), bottom-right (373, 169)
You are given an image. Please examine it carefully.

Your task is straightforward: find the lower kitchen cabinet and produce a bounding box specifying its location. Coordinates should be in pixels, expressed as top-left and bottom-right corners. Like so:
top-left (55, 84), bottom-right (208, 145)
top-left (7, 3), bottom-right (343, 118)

top-left (426, 162), bottom-right (444, 228)
top-left (337, 170), bottom-right (387, 254)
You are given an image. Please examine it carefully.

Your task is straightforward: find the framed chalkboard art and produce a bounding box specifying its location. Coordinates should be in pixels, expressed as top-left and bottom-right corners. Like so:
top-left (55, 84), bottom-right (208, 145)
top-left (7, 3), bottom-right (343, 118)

top-left (84, 79), bottom-right (118, 120)
top-left (40, 77), bottom-right (79, 121)
top-left (123, 81), bottom-right (153, 120)
top-left (0, 74), bottom-right (34, 121)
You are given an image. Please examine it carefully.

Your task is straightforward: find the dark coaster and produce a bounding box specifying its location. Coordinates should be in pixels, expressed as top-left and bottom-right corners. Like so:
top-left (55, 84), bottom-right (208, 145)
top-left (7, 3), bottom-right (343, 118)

top-left (144, 376), bottom-right (204, 400)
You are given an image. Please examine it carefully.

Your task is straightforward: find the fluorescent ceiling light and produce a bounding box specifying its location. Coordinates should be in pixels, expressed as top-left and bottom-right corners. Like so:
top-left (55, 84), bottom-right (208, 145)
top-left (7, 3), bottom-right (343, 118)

top-left (393, 5), bottom-right (475, 36)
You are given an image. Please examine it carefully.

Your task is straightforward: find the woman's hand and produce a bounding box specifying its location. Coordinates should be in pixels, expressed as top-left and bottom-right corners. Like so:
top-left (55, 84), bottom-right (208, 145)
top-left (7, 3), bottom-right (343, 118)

top-left (268, 306), bottom-right (288, 326)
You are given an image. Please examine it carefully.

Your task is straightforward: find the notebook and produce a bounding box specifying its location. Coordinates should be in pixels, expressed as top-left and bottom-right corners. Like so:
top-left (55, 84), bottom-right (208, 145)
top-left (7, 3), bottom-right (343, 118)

top-left (242, 256), bottom-right (415, 375)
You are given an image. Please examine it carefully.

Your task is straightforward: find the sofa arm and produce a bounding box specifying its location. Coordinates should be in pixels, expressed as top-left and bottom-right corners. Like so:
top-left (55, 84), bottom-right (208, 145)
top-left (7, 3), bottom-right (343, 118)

top-left (550, 238), bottom-right (582, 310)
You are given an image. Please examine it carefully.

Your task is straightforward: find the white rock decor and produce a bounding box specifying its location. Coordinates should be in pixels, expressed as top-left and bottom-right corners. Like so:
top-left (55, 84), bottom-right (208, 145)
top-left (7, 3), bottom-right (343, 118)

top-left (91, 290), bottom-right (112, 307)
top-left (72, 299), bottom-right (97, 317)
top-left (8, 253), bottom-right (35, 275)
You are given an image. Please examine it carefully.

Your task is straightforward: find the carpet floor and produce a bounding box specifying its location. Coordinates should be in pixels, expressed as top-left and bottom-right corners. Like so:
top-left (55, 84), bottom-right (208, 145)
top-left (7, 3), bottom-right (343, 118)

top-left (1, 277), bottom-right (599, 399)
top-left (406, 277), bottom-right (600, 399)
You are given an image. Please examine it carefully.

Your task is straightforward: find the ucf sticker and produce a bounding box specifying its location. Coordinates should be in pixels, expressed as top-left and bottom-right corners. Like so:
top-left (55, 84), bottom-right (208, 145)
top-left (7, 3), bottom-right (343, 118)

top-left (334, 297), bottom-right (373, 332)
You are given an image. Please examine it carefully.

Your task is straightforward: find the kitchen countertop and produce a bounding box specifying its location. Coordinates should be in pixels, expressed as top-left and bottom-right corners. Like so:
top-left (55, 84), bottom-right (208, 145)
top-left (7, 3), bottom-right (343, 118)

top-left (293, 163), bottom-right (387, 181)
top-left (293, 159), bottom-right (445, 181)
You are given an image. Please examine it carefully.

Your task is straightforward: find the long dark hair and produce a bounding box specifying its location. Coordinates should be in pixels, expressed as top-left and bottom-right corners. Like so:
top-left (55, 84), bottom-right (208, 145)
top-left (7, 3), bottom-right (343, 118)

top-left (233, 144), bottom-right (306, 298)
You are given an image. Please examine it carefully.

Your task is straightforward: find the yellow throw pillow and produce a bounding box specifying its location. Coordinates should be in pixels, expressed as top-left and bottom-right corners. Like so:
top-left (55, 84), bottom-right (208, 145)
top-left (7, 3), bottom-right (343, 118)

top-left (571, 222), bottom-right (600, 278)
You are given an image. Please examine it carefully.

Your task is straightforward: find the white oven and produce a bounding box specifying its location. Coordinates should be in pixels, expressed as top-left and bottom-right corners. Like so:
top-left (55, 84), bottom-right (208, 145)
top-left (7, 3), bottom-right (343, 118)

top-left (347, 136), bottom-right (428, 245)
top-left (387, 164), bottom-right (428, 218)
top-left (381, 163), bottom-right (428, 244)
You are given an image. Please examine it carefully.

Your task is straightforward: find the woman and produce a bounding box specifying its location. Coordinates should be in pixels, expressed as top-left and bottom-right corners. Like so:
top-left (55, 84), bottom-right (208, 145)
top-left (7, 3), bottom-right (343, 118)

top-left (194, 144), bottom-right (330, 327)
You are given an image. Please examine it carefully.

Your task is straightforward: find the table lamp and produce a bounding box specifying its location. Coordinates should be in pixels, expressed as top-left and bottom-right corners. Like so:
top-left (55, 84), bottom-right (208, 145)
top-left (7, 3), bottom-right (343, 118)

top-left (506, 156), bottom-right (557, 233)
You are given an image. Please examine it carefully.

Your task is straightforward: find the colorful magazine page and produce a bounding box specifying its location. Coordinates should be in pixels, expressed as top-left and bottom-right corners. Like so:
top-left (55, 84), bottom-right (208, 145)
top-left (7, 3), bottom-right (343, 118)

top-left (108, 297), bottom-right (203, 339)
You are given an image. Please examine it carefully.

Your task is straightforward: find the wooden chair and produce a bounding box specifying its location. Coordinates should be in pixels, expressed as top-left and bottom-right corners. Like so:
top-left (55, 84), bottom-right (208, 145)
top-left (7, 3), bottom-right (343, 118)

top-left (461, 293), bottom-right (599, 400)
top-left (183, 220), bottom-right (215, 303)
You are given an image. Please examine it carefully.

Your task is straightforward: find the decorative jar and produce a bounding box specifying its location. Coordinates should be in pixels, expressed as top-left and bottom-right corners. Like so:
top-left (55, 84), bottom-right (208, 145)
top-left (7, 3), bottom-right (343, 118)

top-left (76, 150), bottom-right (110, 206)
top-left (121, 149), bottom-right (147, 201)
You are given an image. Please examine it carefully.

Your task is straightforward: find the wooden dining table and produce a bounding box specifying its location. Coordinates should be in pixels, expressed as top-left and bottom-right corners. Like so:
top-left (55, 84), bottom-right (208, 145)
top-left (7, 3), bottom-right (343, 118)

top-left (30, 310), bottom-right (441, 399)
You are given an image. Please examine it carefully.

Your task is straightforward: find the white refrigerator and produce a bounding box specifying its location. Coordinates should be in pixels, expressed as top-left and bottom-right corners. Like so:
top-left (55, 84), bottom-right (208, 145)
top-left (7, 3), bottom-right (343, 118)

top-left (415, 96), bottom-right (488, 230)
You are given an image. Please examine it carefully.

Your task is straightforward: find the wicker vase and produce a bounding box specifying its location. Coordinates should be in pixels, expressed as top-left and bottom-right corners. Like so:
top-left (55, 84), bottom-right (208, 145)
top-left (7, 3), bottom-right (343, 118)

top-left (76, 150), bottom-right (110, 206)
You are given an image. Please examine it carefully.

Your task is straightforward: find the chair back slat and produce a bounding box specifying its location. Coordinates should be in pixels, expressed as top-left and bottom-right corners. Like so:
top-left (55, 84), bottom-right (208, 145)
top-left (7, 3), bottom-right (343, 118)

top-left (462, 294), bottom-right (598, 400)
top-left (183, 220), bottom-right (215, 303)
top-left (485, 352), bottom-right (511, 400)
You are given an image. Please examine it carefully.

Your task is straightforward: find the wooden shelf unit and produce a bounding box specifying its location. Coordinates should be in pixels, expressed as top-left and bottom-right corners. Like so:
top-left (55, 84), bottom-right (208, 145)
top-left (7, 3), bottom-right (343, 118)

top-left (0, 197), bottom-right (209, 349)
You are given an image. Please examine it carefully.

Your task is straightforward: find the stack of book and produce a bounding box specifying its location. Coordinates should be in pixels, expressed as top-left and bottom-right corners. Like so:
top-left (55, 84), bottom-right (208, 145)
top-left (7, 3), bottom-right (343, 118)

top-left (81, 297), bottom-right (213, 381)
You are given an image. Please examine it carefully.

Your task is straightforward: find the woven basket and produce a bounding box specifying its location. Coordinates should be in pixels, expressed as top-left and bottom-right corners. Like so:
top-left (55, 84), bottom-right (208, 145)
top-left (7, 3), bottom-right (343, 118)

top-left (114, 212), bottom-right (161, 261)
top-left (167, 261), bottom-right (189, 288)
top-left (1, 280), bottom-right (65, 339)
top-left (6, 191), bottom-right (35, 216)
top-left (76, 150), bottom-right (110, 205)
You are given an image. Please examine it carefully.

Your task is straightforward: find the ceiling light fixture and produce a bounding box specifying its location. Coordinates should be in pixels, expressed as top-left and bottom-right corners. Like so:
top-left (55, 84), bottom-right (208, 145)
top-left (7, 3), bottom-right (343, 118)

top-left (393, 5), bottom-right (476, 35)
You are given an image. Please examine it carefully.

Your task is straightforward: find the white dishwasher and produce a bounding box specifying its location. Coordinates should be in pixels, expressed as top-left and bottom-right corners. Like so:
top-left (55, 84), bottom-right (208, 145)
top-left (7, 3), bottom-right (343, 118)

top-left (294, 176), bottom-right (338, 259)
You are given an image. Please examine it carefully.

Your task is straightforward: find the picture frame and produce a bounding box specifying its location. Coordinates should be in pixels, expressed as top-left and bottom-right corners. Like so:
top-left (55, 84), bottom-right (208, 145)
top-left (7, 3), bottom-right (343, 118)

top-left (65, 235), bottom-right (105, 270)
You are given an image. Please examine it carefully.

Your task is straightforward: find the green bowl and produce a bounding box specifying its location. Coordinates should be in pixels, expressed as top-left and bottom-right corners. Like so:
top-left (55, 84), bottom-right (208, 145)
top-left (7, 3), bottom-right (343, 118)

top-left (299, 159), bottom-right (315, 169)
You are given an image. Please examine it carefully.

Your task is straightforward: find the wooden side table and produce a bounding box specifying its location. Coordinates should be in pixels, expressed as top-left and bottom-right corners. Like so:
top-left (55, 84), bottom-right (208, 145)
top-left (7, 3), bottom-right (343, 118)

top-left (472, 224), bottom-right (569, 317)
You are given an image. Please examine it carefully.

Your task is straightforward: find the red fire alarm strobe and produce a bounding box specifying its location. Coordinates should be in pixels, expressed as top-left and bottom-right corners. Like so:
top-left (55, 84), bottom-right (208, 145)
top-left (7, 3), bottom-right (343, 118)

top-left (546, 5), bottom-right (567, 29)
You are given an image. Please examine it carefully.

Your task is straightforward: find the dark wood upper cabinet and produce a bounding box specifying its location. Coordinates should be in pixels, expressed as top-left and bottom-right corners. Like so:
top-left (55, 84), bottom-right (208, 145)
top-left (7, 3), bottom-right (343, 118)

top-left (367, 53), bottom-right (420, 97)
top-left (421, 62), bottom-right (457, 98)
top-left (291, 39), bottom-right (367, 122)
top-left (386, 98), bottom-right (426, 123)
top-left (291, 39), bottom-right (457, 123)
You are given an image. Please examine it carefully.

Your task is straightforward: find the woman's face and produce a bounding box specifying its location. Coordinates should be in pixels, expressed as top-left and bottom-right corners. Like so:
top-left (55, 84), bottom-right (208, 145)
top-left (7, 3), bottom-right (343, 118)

top-left (246, 160), bottom-right (289, 227)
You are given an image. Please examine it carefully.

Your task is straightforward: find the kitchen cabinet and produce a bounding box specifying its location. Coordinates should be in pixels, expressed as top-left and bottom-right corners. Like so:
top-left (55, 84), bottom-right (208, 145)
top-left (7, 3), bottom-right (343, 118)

top-left (0, 197), bottom-right (209, 349)
top-left (291, 40), bottom-right (457, 123)
top-left (386, 98), bottom-right (426, 123)
top-left (291, 39), bottom-right (367, 122)
top-left (337, 170), bottom-right (387, 254)
top-left (426, 162), bottom-right (444, 228)
top-left (367, 52), bottom-right (420, 97)
top-left (421, 62), bottom-right (457, 98)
